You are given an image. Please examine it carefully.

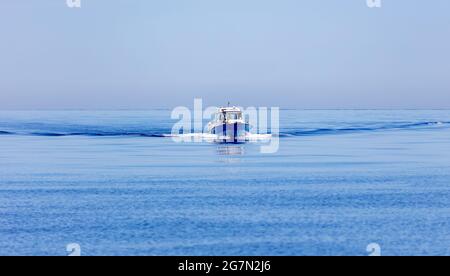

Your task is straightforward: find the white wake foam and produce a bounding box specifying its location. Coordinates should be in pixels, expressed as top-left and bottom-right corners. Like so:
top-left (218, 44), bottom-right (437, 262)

top-left (164, 132), bottom-right (273, 143)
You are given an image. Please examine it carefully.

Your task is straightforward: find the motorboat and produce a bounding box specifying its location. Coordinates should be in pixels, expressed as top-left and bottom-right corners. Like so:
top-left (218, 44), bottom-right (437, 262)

top-left (207, 106), bottom-right (248, 143)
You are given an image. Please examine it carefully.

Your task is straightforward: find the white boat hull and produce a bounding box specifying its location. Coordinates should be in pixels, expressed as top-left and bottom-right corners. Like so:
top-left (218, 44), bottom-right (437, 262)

top-left (209, 122), bottom-right (247, 143)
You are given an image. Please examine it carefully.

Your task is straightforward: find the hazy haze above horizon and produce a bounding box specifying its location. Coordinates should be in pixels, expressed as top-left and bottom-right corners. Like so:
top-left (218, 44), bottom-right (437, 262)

top-left (1, 0), bottom-right (450, 109)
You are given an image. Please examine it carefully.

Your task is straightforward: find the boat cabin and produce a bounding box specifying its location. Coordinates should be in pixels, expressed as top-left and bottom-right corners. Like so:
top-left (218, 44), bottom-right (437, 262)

top-left (216, 107), bottom-right (243, 122)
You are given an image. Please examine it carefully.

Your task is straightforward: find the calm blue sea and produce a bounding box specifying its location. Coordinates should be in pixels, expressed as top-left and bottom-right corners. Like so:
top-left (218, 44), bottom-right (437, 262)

top-left (1, 110), bottom-right (450, 256)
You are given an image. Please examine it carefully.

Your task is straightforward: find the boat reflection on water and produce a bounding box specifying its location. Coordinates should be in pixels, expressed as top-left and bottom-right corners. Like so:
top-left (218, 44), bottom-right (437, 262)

top-left (216, 144), bottom-right (244, 156)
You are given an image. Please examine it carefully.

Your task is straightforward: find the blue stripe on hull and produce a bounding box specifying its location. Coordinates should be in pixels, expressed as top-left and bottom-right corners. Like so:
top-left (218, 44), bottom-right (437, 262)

top-left (223, 123), bottom-right (226, 143)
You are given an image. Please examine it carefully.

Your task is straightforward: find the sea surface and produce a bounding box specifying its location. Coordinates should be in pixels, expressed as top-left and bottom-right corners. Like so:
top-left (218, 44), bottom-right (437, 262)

top-left (1, 110), bottom-right (450, 256)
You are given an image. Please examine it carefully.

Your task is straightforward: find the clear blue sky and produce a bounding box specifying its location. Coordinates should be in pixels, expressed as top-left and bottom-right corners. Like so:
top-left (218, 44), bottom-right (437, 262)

top-left (1, 0), bottom-right (449, 109)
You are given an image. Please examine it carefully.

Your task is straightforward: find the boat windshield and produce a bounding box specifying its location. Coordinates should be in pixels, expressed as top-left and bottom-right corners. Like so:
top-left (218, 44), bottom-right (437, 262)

top-left (226, 112), bottom-right (242, 120)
